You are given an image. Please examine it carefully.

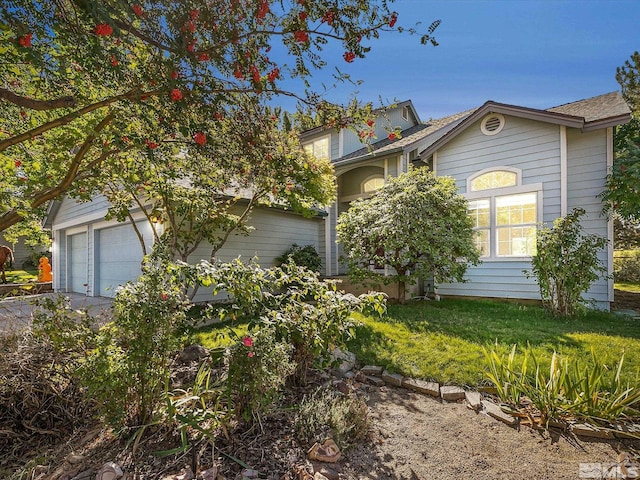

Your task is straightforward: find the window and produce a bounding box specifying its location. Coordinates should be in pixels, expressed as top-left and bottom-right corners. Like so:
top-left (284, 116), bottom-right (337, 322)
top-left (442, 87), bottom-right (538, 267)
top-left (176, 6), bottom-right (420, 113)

top-left (303, 135), bottom-right (330, 161)
top-left (402, 105), bottom-right (409, 121)
top-left (466, 168), bottom-right (540, 259)
top-left (362, 176), bottom-right (384, 193)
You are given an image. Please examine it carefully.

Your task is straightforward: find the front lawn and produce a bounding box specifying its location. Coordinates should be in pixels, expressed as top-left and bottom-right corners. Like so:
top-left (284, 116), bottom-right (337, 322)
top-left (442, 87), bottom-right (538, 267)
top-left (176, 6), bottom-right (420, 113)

top-left (193, 298), bottom-right (640, 389)
top-left (3, 269), bottom-right (38, 284)
top-left (348, 299), bottom-right (640, 387)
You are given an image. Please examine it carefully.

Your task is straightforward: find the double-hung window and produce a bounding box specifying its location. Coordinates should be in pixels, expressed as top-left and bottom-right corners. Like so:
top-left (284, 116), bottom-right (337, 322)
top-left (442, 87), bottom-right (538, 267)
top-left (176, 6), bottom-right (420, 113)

top-left (466, 168), bottom-right (541, 259)
top-left (303, 135), bottom-right (330, 161)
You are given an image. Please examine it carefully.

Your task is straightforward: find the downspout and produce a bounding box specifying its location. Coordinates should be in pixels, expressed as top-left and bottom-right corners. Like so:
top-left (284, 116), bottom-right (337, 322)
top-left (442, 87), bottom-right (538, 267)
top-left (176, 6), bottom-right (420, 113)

top-left (560, 126), bottom-right (568, 216)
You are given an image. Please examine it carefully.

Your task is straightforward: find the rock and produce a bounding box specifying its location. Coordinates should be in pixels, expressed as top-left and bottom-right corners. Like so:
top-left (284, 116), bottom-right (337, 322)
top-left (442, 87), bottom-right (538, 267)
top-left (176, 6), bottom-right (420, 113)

top-left (343, 370), bottom-right (356, 380)
top-left (313, 473), bottom-right (329, 480)
top-left (67, 454), bottom-right (86, 465)
top-left (360, 365), bottom-right (383, 376)
top-left (481, 400), bottom-right (518, 426)
top-left (241, 468), bottom-right (259, 479)
top-left (200, 466), bottom-right (217, 480)
top-left (614, 423), bottom-right (640, 439)
top-left (95, 462), bottom-right (124, 480)
top-left (70, 471), bottom-right (93, 480)
top-left (310, 464), bottom-right (339, 480)
top-left (365, 375), bottom-right (385, 387)
top-left (308, 439), bottom-right (341, 463)
top-left (178, 344), bottom-right (209, 363)
top-left (465, 391), bottom-right (482, 410)
top-left (381, 370), bottom-right (403, 387)
top-left (440, 385), bottom-right (465, 402)
top-left (572, 423), bottom-right (616, 439)
top-left (402, 378), bottom-right (440, 397)
top-left (334, 380), bottom-right (350, 394)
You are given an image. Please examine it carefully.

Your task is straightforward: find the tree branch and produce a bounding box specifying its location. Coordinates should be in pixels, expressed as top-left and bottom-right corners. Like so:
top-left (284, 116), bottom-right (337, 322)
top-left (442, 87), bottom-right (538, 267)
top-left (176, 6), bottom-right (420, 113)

top-left (0, 87), bottom-right (77, 110)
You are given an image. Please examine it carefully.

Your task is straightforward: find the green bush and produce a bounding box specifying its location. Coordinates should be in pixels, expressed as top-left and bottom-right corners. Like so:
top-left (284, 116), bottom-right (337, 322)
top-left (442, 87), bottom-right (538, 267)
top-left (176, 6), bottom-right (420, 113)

top-left (294, 387), bottom-right (371, 450)
top-left (526, 208), bottom-right (609, 316)
top-left (226, 328), bottom-right (295, 423)
top-left (614, 250), bottom-right (640, 283)
top-left (275, 244), bottom-right (322, 273)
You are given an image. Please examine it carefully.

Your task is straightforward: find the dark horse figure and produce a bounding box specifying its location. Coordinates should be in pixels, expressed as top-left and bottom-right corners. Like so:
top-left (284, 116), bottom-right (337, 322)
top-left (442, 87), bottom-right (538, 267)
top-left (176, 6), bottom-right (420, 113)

top-left (0, 245), bottom-right (14, 284)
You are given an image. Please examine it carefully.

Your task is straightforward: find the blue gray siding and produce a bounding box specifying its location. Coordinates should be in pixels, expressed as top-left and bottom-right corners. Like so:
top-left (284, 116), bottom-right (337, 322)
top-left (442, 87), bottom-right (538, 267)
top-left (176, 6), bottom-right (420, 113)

top-left (435, 115), bottom-right (561, 301)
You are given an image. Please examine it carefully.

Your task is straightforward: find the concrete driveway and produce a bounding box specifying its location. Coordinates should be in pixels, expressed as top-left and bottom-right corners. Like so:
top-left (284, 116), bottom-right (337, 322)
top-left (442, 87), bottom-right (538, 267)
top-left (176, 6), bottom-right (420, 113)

top-left (0, 292), bottom-right (114, 333)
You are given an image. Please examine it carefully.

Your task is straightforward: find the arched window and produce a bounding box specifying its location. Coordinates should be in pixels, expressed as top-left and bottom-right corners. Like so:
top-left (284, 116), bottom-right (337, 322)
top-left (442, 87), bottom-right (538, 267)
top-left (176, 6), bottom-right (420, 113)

top-left (466, 167), bottom-right (541, 258)
top-left (362, 176), bottom-right (384, 193)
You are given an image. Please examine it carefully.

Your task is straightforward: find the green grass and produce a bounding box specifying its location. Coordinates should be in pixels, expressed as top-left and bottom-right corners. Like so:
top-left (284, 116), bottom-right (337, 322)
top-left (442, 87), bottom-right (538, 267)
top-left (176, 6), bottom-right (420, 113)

top-left (3, 269), bottom-right (38, 284)
top-left (191, 298), bottom-right (640, 389)
top-left (346, 298), bottom-right (640, 387)
top-left (616, 282), bottom-right (640, 293)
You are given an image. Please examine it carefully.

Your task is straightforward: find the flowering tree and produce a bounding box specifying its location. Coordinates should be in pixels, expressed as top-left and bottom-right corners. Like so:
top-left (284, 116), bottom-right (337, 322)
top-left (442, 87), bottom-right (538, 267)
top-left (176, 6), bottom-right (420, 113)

top-left (0, 0), bottom-right (440, 235)
top-left (336, 168), bottom-right (480, 303)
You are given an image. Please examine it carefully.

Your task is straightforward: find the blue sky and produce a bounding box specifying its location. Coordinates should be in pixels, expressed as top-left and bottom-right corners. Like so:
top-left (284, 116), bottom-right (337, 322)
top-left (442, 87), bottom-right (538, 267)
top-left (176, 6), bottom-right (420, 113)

top-left (276, 0), bottom-right (640, 121)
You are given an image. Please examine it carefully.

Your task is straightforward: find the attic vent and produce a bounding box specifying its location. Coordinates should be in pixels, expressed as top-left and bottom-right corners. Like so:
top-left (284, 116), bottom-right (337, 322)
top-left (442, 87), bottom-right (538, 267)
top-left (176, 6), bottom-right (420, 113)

top-left (481, 113), bottom-right (505, 136)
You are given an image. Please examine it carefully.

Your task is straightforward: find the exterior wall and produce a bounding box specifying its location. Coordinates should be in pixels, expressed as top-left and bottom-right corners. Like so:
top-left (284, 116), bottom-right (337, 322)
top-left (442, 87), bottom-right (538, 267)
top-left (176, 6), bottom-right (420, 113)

top-left (0, 234), bottom-right (46, 268)
top-left (566, 128), bottom-right (610, 307)
top-left (435, 115), bottom-right (562, 302)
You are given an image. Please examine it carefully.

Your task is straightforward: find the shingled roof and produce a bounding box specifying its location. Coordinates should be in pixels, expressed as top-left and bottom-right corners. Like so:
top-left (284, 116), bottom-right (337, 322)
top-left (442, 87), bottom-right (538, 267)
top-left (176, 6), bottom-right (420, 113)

top-left (546, 91), bottom-right (631, 123)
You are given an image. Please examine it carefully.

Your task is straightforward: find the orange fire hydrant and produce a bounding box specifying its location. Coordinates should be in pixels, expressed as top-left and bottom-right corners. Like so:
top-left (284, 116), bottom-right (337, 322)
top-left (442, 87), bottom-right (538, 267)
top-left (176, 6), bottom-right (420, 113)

top-left (38, 257), bottom-right (52, 282)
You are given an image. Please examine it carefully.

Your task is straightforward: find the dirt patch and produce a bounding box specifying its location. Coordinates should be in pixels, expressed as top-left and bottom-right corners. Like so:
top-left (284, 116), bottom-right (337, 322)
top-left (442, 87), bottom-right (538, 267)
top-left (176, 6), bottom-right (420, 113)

top-left (613, 289), bottom-right (640, 313)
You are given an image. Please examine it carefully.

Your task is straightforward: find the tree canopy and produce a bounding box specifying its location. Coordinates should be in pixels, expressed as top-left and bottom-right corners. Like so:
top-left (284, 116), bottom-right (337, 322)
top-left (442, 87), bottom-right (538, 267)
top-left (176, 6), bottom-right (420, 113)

top-left (336, 168), bottom-right (480, 303)
top-left (602, 51), bottom-right (640, 221)
top-left (0, 0), bottom-right (440, 238)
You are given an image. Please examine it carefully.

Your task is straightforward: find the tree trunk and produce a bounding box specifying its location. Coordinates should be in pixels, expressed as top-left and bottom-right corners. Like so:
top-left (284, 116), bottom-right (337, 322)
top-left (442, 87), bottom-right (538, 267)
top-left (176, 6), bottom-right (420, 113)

top-left (397, 280), bottom-right (406, 304)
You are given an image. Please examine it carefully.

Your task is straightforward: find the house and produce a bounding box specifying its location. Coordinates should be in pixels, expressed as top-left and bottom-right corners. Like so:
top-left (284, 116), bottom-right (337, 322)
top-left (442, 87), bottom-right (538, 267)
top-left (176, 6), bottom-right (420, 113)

top-left (48, 91), bottom-right (630, 310)
top-left (46, 194), bottom-right (326, 300)
top-left (300, 92), bottom-right (630, 310)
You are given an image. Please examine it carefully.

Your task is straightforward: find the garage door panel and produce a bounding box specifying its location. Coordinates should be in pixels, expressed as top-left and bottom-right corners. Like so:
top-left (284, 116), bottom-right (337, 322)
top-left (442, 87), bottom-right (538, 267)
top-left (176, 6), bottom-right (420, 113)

top-left (69, 232), bottom-right (87, 293)
top-left (98, 224), bottom-right (145, 297)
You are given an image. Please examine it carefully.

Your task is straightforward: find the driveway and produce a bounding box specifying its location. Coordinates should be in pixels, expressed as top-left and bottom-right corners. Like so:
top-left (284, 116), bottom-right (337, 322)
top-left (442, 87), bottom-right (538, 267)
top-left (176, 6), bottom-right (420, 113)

top-left (0, 292), bottom-right (114, 333)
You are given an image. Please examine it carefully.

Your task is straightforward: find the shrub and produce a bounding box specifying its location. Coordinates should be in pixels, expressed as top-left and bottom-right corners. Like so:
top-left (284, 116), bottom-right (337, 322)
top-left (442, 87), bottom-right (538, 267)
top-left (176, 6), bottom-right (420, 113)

top-left (275, 244), bottom-right (322, 273)
top-left (81, 259), bottom-right (191, 428)
top-left (526, 208), bottom-right (609, 316)
top-left (294, 387), bottom-right (371, 450)
top-left (226, 328), bottom-right (295, 423)
top-left (485, 346), bottom-right (640, 426)
top-left (614, 249), bottom-right (640, 283)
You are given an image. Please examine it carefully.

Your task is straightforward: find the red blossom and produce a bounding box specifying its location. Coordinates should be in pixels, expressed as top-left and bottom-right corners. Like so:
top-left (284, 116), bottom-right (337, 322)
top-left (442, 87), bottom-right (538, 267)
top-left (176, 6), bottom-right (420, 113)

top-left (197, 52), bottom-right (210, 61)
top-left (132, 4), bottom-right (143, 16)
top-left (248, 351), bottom-right (255, 358)
top-left (187, 41), bottom-right (196, 52)
top-left (18, 33), bottom-right (32, 47)
top-left (215, 112), bottom-right (224, 120)
top-left (322, 11), bottom-right (334, 25)
top-left (146, 140), bottom-right (159, 149)
top-left (170, 88), bottom-right (183, 101)
top-left (94, 23), bottom-right (113, 36)
top-left (170, 70), bottom-right (179, 79)
top-left (20, 110), bottom-right (27, 119)
top-left (161, 293), bottom-right (168, 300)
top-left (267, 67), bottom-right (279, 82)
top-left (189, 9), bottom-right (200, 20)
top-left (366, 119), bottom-right (374, 127)
top-left (121, 136), bottom-right (130, 143)
top-left (14, 160), bottom-right (22, 167)
top-left (257, 0), bottom-right (269, 19)
top-left (193, 131), bottom-right (207, 146)
top-left (110, 54), bottom-right (118, 66)
top-left (234, 67), bottom-right (244, 79)
top-left (388, 132), bottom-right (397, 141)
top-left (298, 11), bottom-right (308, 21)
top-left (389, 11), bottom-right (398, 28)
top-left (250, 65), bottom-right (260, 83)
top-left (343, 51), bottom-right (356, 63)
top-left (359, 130), bottom-right (367, 138)
top-left (184, 20), bottom-right (196, 33)
top-left (242, 336), bottom-right (253, 347)
top-left (621, 164), bottom-right (628, 172)
top-left (293, 30), bottom-right (309, 43)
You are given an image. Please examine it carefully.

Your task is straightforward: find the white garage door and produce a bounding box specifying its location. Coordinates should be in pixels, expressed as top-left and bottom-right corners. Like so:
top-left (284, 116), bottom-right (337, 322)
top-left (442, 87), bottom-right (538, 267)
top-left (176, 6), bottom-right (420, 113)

top-left (97, 224), bottom-right (144, 297)
top-left (68, 232), bottom-right (87, 293)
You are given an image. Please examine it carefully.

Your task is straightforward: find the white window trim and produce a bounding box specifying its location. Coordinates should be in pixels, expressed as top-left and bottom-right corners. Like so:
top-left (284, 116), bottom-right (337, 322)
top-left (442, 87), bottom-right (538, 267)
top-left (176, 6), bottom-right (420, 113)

top-left (303, 134), bottom-right (331, 161)
top-left (360, 174), bottom-right (385, 193)
top-left (467, 166), bottom-right (522, 193)
top-left (480, 113), bottom-right (505, 136)
top-left (402, 105), bottom-right (409, 121)
top-left (466, 182), bottom-right (543, 262)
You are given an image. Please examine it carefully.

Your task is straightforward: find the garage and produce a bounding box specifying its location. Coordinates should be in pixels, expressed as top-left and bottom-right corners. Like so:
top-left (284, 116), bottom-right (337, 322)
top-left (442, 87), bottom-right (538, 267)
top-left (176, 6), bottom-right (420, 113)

top-left (96, 223), bottom-right (147, 297)
top-left (68, 232), bottom-right (87, 294)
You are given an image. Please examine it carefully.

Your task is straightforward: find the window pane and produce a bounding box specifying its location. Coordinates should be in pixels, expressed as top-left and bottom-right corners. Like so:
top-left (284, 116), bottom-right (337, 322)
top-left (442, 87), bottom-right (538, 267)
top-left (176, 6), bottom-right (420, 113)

top-left (497, 226), bottom-right (537, 256)
top-left (496, 193), bottom-right (537, 226)
top-left (473, 229), bottom-right (490, 257)
top-left (304, 137), bottom-right (330, 161)
top-left (470, 171), bottom-right (517, 191)
top-left (468, 199), bottom-right (490, 228)
top-left (362, 177), bottom-right (384, 193)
